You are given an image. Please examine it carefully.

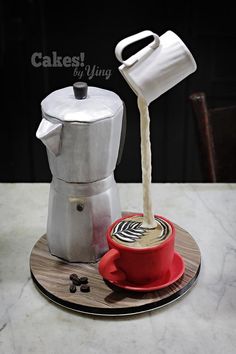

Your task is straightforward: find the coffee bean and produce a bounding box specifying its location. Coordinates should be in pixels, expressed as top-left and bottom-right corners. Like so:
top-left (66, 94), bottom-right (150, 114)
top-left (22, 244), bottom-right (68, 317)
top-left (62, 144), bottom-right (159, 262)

top-left (80, 284), bottom-right (90, 292)
top-left (79, 276), bottom-right (88, 284)
top-left (72, 278), bottom-right (81, 286)
top-left (69, 284), bottom-right (76, 293)
top-left (69, 273), bottom-right (78, 281)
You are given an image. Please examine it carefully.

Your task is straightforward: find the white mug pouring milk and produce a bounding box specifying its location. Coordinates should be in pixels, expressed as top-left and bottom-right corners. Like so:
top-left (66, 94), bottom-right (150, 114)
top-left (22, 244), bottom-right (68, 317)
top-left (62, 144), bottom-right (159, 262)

top-left (115, 29), bottom-right (197, 228)
top-left (115, 30), bottom-right (197, 104)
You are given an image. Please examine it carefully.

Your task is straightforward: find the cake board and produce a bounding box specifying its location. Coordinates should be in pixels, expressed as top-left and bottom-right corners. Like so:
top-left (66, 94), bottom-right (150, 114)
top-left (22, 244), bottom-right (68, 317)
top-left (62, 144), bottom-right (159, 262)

top-left (30, 215), bottom-right (201, 316)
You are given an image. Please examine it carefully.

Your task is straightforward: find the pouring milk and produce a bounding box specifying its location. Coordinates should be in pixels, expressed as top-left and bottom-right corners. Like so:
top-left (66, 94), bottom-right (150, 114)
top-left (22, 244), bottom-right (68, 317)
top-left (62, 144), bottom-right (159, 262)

top-left (115, 30), bottom-right (197, 228)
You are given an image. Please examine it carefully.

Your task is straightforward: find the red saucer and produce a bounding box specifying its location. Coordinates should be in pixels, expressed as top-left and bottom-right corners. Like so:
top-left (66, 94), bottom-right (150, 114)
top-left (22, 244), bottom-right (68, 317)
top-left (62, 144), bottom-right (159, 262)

top-left (107, 252), bottom-right (185, 292)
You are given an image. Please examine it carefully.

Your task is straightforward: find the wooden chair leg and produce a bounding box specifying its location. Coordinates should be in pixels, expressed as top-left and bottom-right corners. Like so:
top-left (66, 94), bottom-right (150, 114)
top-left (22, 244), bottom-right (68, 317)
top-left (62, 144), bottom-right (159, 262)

top-left (189, 92), bottom-right (217, 182)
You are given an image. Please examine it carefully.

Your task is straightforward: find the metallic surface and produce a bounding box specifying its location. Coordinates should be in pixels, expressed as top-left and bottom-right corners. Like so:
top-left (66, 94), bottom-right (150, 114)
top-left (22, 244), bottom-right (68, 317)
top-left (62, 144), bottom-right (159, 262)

top-left (45, 108), bottom-right (123, 183)
top-left (47, 174), bottom-right (121, 262)
top-left (36, 86), bottom-right (124, 262)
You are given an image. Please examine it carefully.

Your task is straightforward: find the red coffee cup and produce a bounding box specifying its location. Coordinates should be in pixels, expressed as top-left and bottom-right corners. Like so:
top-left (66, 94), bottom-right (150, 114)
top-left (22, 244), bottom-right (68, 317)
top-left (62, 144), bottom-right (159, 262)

top-left (98, 214), bottom-right (175, 284)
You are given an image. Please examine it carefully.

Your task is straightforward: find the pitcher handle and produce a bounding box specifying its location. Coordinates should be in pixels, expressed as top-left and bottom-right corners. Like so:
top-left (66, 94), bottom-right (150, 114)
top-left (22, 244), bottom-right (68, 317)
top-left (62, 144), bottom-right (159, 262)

top-left (115, 30), bottom-right (160, 67)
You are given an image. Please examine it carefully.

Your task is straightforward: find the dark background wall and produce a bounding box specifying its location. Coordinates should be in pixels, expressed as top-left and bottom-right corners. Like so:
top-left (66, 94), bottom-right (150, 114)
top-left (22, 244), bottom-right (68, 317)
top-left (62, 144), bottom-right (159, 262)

top-left (1, 1), bottom-right (236, 182)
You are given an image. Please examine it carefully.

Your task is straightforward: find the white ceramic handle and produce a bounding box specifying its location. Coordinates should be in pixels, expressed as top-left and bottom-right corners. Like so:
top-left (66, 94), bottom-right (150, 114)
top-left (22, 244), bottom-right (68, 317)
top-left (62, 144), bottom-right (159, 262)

top-left (115, 30), bottom-right (160, 67)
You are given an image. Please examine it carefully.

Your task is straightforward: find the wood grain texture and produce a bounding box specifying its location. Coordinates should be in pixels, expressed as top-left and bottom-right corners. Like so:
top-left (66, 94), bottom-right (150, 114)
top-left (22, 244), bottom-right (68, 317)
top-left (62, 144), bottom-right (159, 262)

top-left (30, 220), bottom-right (201, 316)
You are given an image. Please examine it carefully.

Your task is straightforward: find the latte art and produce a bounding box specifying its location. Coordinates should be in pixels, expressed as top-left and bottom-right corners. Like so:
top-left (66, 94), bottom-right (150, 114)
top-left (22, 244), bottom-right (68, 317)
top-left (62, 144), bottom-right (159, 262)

top-left (111, 216), bottom-right (171, 248)
top-left (112, 221), bottom-right (146, 243)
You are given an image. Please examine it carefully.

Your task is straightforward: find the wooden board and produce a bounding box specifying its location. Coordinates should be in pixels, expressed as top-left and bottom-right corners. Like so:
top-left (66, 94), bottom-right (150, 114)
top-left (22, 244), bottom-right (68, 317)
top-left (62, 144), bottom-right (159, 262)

top-left (30, 220), bottom-right (201, 316)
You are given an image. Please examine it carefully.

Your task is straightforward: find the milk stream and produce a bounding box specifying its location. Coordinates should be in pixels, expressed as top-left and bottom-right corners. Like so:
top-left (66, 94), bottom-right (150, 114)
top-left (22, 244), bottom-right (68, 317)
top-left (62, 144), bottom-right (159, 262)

top-left (137, 96), bottom-right (157, 229)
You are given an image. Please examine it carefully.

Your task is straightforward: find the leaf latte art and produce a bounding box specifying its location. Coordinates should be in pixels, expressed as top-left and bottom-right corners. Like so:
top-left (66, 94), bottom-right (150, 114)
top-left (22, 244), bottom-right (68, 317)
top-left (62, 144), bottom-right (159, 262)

top-left (112, 221), bottom-right (146, 243)
top-left (111, 216), bottom-right (170, 248)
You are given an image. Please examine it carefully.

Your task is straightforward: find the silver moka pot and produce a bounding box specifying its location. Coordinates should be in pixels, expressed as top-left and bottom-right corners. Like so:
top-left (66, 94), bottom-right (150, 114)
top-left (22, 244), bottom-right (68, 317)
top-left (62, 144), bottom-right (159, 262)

top-left (36, 83), bottom-right (125, 262)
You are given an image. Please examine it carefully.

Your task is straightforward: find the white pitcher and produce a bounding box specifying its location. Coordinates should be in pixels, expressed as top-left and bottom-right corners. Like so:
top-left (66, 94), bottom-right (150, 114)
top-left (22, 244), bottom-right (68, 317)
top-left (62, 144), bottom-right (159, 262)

top-left (115, 30), bottom-right (197, 104)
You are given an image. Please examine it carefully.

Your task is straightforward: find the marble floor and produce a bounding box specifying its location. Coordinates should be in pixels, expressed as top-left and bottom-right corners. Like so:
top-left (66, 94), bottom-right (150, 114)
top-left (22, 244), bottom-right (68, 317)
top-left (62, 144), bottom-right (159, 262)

top-left (0, 183), bottom-right (236, 354)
